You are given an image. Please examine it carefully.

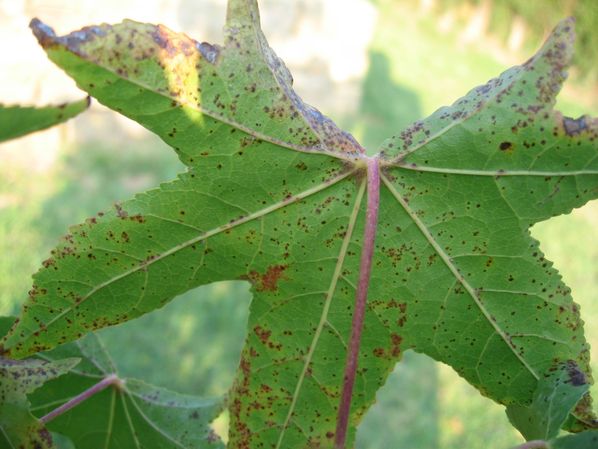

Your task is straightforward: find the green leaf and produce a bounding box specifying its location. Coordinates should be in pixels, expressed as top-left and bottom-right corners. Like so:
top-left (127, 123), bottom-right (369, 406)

top-left (0, 98), bottom-right (89, 143)
top-left (50, 433), bottom-right (77, 449)
top-left (0, 317), bottom-right (224, 448)
top-left (3, 2), bottom-right (598, 447)
top-left (548, 430), bottom-right (598, 449)
top-left (0, 351), bottom-right (78, 449)
top-left (506, 361), bottom-right (590, 440)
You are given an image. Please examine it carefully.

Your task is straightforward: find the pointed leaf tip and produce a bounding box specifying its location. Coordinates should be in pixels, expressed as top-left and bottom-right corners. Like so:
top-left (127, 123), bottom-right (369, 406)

top-left (0, 97), bottom-right (90, 143)
top-left (30, 18), bottom-right (57, 48)
top-left (30, 18), bottom-right (108, 52)
top-left (226, 0), bottom-right (261, 29)
top-left (527, 16), bottom-right (576, 102)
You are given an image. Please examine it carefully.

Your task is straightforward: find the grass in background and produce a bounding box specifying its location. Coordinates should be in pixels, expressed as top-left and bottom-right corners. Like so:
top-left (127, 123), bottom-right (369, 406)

top-left (1, 2), bottom-right (597, 448)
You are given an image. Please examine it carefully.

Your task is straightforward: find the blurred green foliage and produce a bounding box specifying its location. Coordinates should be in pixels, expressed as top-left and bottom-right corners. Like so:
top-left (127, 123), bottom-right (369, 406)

top-left (1, 1), bottom-right (597, 448)
top-left (433, 0), bottom-right (598, 83)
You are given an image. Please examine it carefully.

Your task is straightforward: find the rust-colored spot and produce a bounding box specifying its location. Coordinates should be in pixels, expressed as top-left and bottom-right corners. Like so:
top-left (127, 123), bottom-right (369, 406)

top-left (243, 265), bottom-right (288, 292)
top-left (151, 24), bottom-right (195, 57)
top-left (390, 333), bottom-right (403, 357)
top-left (42, 257), bottom-right (56, 268)
top-left (373, 347), bottom-right (386, 358)
top-left (128, 214), bottom-right (146, 223)
top-left (253, 325), bottom-right (271, 344)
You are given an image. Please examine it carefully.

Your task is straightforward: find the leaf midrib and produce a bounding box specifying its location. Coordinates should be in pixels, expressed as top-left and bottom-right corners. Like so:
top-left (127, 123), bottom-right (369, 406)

top-left (275, 175), bottom-right (366, 449)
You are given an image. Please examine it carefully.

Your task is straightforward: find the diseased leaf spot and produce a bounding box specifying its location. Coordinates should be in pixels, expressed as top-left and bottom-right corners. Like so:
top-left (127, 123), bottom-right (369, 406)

top-left (242, 265), bottom-right (288, 292)
top-left (563, 115), bottom-right (588, 136)
top-left (499, 141), bottom-right (513, 151)
top-left (197, 41), bottom-right (220, 64)
top-left (565, 361), bottom-right (587, 386)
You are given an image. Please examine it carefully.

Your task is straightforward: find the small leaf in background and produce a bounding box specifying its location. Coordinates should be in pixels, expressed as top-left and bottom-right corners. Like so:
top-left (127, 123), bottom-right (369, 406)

top-left (548, 430), bottom-right (598, 449)
top-left (0, 317), bottom-right (224, 449)
top-left (50, 433), bottom-right (77, 449)
top-left (0, 98), bottom-right (90, 143)
top-left (0, 351), bottom-right (78, 449)
top-left (506, 361), bottom-right (590, 440)
top-left (1, 0), bottom-right (598, 447)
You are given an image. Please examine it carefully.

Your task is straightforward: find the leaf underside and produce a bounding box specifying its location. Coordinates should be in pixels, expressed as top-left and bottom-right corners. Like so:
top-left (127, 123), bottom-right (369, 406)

top-left (549, 430), bottom-right (598, 449)
top-left (0, 317), bottom-right (224, 449)
top-left (2, 1), bottom-right (598, 447)
top-left (0, 349), bottom-right (78, 449)
top-left (0, 98), bottom-right (89, 143)
top-left (506, 360), bottom-right (590, 440)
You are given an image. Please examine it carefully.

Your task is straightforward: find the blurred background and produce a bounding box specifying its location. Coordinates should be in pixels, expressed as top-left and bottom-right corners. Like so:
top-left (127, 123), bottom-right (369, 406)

top-left (1, 0), bottom-right (597, 447)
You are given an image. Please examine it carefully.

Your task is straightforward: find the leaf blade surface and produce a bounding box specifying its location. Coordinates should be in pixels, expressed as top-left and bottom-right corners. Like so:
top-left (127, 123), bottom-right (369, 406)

top-left (0, 317), bottom-right (224, 448)
top-left (0, 98), bottom-right (89, 143)
top-left (0, 351), bottom-right (78, 449)
top-left (2, 3), bottom-right (597, 447)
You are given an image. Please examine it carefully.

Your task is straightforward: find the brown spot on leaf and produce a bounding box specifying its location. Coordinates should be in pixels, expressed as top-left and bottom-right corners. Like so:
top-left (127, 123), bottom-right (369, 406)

top-left (243, 265), bottom-right (288, 292)
top-left (499, 141), bottom-right (513, 151)
top-left (42, 258), bottom-right (56, 268)
top-left (373, 347), bottom-right (386, 358)
top-left (390, 333), bottom-right (403, 357)
top-left (128, 214), bottom-right (146, 223)
top-left (151, 24), bottom-right (195, 57)
top-left (253, 325), bottom-right (271, 344)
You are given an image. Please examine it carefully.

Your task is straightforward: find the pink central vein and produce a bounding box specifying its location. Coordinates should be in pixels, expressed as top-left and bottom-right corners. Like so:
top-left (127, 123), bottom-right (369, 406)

top-left (40, 373), bottom-right (122, 424)
top-left (334, 156), bottom-right (381, 449)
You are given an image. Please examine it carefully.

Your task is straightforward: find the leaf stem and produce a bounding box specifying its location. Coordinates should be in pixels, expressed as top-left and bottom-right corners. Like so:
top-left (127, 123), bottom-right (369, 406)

top-left (510, 441), bottom-right (548, 449)
top-left (334, 156), bottom-right (380, 449)
top-left (40, 373), bottom-right (123, 424)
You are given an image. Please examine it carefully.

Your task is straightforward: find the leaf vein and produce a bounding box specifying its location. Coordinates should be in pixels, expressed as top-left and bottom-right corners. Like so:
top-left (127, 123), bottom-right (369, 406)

top-left (21, 168), bottom-right (355, 343)
top-left (382, 173), bottom-right (540, 380)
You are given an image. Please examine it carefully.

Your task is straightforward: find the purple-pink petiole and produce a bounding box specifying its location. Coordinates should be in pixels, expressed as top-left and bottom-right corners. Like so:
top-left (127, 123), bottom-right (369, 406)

top-left (334, 156), bottom-right (380, 449)
top-left (40, 373), bottom-right (123, 424)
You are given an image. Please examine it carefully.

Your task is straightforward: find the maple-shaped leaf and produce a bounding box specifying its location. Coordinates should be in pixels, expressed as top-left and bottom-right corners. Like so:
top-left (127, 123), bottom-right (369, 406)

top-left (0, 317), bottom-right (224, 448)
top-left (2, 1), bottom-right (598, 447)
top-left (0, 352), bottom-right (78, 449)
top-left (0, 98), bottom-right (89, 143)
